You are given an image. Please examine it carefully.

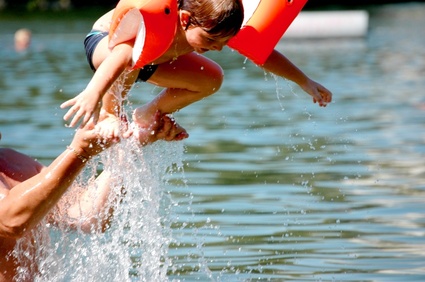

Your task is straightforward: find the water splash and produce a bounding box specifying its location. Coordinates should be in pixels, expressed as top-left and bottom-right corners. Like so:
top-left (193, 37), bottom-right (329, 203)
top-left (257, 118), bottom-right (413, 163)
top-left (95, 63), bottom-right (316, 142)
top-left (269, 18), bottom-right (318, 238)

top-left (17, 138), bottom-right (188, 281)
top-left (271, 73), bottom-right (300, 113)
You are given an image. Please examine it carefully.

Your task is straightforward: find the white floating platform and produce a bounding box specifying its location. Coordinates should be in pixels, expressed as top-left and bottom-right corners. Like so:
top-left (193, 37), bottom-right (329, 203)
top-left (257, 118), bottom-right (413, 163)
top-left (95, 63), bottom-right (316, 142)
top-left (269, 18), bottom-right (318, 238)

top-left (284, 10), bottom-right (369, 39)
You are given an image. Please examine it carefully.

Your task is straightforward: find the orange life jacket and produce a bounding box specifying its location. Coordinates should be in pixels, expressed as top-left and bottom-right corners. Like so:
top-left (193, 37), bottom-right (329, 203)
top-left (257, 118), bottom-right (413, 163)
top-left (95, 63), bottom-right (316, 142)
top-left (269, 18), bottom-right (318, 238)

top-left (109, 0), bottom-right (178, 69)
top-left (109, 0), bottom-right (307, 68)
top-left (228, 0), bottom-right (308, 65)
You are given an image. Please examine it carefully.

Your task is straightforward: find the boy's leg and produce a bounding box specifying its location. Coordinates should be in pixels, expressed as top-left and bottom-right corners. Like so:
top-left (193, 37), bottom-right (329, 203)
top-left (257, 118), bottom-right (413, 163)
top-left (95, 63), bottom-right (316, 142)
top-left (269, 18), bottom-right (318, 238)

top-left (133, 53), bottom-right (224, 126)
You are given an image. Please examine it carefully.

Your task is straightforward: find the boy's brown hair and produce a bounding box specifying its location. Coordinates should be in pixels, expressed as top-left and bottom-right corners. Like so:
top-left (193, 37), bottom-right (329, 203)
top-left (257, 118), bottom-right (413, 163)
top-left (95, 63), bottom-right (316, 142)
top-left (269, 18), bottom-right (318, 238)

top-left (178, 0), bottom-right (244, 38)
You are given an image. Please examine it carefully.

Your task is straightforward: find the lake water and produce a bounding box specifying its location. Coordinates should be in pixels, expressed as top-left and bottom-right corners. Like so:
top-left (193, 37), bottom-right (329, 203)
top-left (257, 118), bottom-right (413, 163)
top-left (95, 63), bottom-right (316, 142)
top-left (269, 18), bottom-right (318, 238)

top-left (1, 3), bottom-right (424, 281)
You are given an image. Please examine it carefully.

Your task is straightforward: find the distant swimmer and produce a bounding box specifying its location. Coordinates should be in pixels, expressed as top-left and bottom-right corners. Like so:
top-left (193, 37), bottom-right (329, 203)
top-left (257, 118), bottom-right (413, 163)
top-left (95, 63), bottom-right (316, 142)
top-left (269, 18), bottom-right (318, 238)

top-left (14, 28), bottom-right (32, 52)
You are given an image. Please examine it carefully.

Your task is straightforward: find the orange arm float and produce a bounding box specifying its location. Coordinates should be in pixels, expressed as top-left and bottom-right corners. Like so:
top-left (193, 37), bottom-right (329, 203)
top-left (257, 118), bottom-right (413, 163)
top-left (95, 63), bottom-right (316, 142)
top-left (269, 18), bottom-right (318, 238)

top-left (228, 0), bottom-right (308, 65)
top-left (109, 0), bottom-right (178, 69)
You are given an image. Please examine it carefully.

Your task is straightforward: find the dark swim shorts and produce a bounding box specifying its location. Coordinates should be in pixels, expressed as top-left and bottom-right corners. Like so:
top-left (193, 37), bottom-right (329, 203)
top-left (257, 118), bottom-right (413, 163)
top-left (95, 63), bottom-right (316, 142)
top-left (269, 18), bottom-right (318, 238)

top-left (83, 30), bottom-right (158, 82)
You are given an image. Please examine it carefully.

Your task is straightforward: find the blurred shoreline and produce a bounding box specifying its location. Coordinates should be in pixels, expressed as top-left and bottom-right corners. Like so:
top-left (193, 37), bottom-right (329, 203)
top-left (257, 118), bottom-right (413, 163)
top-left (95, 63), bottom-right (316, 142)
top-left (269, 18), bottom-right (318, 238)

top-left (304, 0), bottom-right (425, 9)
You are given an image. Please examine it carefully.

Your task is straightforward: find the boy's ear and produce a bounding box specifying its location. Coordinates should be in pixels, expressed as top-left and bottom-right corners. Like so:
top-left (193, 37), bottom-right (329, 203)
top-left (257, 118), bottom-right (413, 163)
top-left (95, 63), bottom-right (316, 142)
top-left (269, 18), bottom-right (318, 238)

top-left (179, 10), bottom-right (191, 29)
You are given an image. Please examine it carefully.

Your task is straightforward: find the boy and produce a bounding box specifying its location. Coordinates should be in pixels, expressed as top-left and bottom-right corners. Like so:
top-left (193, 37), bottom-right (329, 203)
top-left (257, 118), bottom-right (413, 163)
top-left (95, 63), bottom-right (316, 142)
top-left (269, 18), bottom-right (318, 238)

top-left (61, 0), bottom-right (332, 143)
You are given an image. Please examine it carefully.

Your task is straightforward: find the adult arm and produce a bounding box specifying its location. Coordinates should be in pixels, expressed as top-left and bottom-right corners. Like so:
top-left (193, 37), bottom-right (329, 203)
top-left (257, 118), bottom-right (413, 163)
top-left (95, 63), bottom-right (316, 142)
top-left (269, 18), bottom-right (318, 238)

top-left (0, 125), bottom-right (112, 238)
top-left (61, 170), bottom-right (116, 233)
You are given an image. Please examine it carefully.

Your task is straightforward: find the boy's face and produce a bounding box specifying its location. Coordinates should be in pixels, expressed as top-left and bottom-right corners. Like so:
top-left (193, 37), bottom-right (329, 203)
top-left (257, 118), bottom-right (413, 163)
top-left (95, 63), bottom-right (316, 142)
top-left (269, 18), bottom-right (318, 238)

top-left (185, 26), bottom-right (233, 54)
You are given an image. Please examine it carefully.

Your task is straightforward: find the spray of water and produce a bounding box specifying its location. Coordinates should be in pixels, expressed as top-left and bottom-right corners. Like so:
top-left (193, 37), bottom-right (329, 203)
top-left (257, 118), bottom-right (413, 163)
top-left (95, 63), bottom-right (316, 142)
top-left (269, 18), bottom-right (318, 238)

top-left (12, 135), bottom-right (188, 282)
top-left (49, 139), bottom-right (185, 281)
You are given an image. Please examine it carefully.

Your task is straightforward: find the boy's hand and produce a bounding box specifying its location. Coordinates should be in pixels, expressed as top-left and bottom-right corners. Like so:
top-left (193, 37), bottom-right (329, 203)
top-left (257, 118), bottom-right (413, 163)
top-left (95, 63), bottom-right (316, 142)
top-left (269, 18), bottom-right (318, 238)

top-left (301, 79), bottom-right (333, 107)
top-left (61, 90), bottom-right (102, 128)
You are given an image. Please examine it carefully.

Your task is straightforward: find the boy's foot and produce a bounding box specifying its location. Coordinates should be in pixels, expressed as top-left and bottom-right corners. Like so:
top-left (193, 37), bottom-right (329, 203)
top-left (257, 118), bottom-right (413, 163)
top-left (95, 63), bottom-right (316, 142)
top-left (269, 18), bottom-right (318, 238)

top-left (126, 110), bottom-right (188, 145)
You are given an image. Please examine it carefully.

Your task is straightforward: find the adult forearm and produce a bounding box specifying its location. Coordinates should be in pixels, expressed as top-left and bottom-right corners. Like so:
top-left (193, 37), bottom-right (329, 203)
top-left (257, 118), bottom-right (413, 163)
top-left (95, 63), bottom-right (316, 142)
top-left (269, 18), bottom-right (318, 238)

top-left (0, 149), bottom-right (86, 238)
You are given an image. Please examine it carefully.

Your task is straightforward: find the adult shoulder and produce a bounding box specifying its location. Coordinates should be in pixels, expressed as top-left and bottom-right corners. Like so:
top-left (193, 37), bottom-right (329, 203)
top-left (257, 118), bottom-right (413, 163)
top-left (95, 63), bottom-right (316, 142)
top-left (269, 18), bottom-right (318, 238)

top-left (0, 148), bottom-right (44, 185)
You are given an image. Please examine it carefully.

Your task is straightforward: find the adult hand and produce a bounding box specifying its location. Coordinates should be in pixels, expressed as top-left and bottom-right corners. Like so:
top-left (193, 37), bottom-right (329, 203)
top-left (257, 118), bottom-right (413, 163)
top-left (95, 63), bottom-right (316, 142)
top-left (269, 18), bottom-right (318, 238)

top-left (69, 121), bottom-right (117, 160)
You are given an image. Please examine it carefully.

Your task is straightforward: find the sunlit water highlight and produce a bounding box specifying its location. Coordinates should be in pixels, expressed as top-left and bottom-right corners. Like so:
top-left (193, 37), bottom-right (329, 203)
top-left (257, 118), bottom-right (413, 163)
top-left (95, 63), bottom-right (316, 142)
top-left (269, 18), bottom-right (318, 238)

top-left (1, 3), bottom-right (425, 281)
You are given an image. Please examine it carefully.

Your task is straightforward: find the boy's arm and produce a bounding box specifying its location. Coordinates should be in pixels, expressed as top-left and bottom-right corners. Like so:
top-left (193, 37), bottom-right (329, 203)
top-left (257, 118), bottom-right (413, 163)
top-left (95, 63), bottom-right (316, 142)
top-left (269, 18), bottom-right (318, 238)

top-left (260, 49), bottom-right (332, 107)
top-left (61, 42), bottom-right (134, 127)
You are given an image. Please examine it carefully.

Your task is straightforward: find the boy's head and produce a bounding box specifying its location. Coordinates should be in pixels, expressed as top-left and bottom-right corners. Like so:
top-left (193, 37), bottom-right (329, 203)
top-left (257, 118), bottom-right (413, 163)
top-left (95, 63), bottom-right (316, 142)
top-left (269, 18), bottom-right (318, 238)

top-left (178, 0), bottom-right (244, 38)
